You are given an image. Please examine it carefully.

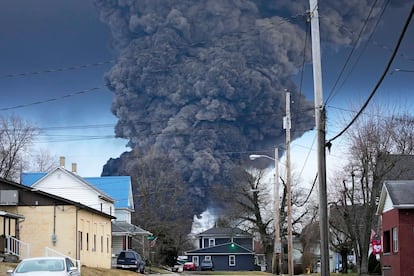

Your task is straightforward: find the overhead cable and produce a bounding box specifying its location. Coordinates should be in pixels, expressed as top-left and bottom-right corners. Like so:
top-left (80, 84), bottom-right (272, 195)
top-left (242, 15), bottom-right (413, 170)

top-left (0, 60), bottom-right (114, 80)
top-left (324, 0), bottom-right (382, 104)
top-left (326, 4), bottom-right (414, 145)
top-left (0, 87), bottom-right (104, 111)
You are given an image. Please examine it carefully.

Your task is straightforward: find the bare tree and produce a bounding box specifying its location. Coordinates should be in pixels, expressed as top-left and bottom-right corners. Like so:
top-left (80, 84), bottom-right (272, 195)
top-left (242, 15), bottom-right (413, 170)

top-left (0, 115), bottom-right (39, 181)
top-left (125, 151), bottom-right (194, 265)
top-left (330, 110), bottom-right (414, 275)
top-left (28, 148), bottom-right (59, 172)
top-left (212, 166), bottom-right (316, 273)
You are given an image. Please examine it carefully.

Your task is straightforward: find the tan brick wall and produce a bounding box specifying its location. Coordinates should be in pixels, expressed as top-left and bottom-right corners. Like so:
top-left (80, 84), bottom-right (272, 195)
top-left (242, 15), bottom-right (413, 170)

top-left (10, 205), bottom-right (112, 269)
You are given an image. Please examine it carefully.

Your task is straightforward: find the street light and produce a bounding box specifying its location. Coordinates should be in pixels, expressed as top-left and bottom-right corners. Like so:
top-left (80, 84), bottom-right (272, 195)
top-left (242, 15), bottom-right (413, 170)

top-left (249, 148), bottom-right (282, 275)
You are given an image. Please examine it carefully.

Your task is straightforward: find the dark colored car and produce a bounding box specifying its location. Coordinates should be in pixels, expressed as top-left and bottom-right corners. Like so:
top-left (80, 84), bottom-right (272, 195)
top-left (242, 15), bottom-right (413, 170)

top-left (183, 262), bottom-right (196, 271)
top-left (116, 250), bottom-right (145, 273)
top-left (200, 259), bottom-right (214, 271)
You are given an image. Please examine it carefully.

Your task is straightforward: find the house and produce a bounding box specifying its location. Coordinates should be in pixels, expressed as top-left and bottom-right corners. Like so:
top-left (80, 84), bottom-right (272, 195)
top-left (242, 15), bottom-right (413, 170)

top-left (21, 157), bottom-right (151, 264)
top-left (0, 177), bottom-right (114, 268)
top-left (377, 180), bottom-right (414, 276)
top-left (185, 227), bottom-right (255, 271)
top-left (85, 176), bottom-right (151, 263)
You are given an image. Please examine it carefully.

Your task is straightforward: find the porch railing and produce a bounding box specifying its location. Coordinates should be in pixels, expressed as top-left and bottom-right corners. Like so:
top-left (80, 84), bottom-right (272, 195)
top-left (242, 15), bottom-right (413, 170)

top-left (6, 235), bottom-right (30, 259)
top-left (45, 247), bottom-right (81, 273)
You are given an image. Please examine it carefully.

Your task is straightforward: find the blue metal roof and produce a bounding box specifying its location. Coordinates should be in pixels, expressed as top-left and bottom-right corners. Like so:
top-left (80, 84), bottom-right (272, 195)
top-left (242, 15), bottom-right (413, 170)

top-left (21, 172), bottom-right (46, 186)
top-left (86, 176), bottom-right (132, 209)
top-left (21, 172), bottom-right (133, 210)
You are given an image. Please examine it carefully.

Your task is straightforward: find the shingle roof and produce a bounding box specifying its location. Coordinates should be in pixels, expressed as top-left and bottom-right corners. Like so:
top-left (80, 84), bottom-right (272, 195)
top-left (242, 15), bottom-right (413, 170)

top-left (384, 180), bottom-right (414, 206)
top-left (197, 227), bottom-right (252, 237)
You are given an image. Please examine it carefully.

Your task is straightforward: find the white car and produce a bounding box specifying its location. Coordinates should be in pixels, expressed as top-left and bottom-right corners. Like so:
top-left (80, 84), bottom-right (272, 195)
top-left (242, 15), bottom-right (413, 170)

top-left (7, 256), bottom-right (80, 276)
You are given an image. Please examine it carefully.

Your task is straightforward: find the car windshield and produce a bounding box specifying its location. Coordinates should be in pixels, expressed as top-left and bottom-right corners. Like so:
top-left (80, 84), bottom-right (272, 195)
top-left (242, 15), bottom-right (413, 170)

top-left (16, 259), bottom-right (65, 273)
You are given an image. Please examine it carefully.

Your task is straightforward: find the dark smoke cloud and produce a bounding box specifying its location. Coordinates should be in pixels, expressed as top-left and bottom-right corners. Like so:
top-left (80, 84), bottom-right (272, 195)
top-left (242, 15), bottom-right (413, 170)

top-left (95, 0), bottom-right (397, 215)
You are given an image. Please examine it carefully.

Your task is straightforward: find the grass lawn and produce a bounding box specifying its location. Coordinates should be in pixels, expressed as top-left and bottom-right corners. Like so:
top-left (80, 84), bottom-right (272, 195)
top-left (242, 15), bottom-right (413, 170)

top-left (0, 262), bottom-right (359, 276)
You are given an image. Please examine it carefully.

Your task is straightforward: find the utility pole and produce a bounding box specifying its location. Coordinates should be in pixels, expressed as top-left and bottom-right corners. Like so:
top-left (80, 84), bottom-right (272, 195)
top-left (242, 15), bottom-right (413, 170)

top-left (273, 147), bottom-right (281, 275)
top-left (284, 91), bottom-right (293, 276)
top-left (309, 0), bottom-right (330, 275)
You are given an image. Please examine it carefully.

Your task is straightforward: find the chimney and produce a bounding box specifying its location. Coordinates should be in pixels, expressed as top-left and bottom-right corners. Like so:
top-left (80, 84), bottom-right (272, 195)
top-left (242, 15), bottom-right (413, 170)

top-left (59, 156), bottom-right (65, 168)
top-left (72, 163), bottom-right (77, 173)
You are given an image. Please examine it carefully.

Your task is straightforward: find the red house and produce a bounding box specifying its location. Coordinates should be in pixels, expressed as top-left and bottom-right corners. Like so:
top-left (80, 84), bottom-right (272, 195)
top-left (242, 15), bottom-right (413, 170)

top-left (377, 180), bottom-right (414, 276)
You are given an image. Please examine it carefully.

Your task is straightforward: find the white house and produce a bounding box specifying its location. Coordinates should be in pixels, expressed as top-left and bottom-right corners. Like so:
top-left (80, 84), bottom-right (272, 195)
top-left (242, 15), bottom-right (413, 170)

top-left (21, 157), bottom-right (151, 264)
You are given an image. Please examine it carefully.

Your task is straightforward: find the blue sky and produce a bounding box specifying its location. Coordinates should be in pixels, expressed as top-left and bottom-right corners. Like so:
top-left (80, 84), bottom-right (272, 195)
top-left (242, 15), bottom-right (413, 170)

top-left (0, 0), bottom-right (128, 176)
top-left (0, 0), bottom-right (413, 181)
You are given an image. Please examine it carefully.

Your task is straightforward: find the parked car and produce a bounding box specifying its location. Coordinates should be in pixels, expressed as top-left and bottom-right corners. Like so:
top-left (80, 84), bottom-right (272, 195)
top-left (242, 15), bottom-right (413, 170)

top-left (172, 261), bottom-right (184, 272)
top-left (6, 256), bottom-right (79, 276)
top-left (183, 261), bottom-right (197, 271)
top-left (116, 250), bottom-right (145, 273)
top-left (200, 259), bottom-right (214, 271)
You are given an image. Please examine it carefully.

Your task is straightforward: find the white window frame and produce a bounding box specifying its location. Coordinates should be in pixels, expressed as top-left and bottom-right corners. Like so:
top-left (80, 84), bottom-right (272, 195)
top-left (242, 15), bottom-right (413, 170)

top-left (209, 238), bottom-right (215, 247)
top-left (193, 256), bottom-right (199, 266)
top-left (204, 256), bottom-right (211, 261)
top-left (392, 227), bottom-right (398, 253)
top-left (229, 255), bottom-right (236, 266)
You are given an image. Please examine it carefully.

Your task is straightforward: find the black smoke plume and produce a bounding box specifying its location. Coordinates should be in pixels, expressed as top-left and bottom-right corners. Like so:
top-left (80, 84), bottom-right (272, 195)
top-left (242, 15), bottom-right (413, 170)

top-left (94, 0), bottom-right (398, 218)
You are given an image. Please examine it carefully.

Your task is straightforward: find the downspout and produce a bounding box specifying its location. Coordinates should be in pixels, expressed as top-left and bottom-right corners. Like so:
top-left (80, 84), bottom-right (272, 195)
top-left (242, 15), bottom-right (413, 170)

top-left (76, 207), bottom-right (79, 261)
top-left (52, 204), bottom-right (57, 245)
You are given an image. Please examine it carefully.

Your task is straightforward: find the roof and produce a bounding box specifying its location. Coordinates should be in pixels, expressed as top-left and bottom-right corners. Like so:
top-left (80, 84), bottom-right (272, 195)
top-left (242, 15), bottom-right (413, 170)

top-left (21, 172), bottom-right (45, 185)
top-left (85, 176), bottom-right (133, 209)
top-left (186, 242), bottom-right (253, 255)
top-left (22, 170), bottom-right (133, 209)
top-left (0, 210), bottom-right (25, 219)
top-left (197, 227), bottom-right (252, 237)
top-left (385, 180), bottom-right (414, 206)
top-left (0, 177), bottom-right (115, 220)
top-left (377, 180), bottom-right (414, 214)
top-left (22, 168), bottom-right (114, 203)
top-left (112, 221), bottom-right (152, 236)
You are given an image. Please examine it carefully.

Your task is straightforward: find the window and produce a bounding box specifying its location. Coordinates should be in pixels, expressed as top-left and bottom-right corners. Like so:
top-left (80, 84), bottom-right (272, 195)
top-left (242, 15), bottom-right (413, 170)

top-left (101, 236), bottom-right (103, 253)
top-left (229, 255), bottom-right (236, 266)
top-left (392, 227), bottom-right (398, 253)
top-left (209, 238), bottom-right (215, 247)
top-left (383, 230), bottom-right (390, 253)
top-left (86, 233), bottom-right (89, 251)
top-left (93, 234), bottom-right (96, 251)
top-left (66, 258), bottom-right (75, 271)
top-left (79, 231), bottom-right (83, 251)
top-left (107, 237), bottom-right (109, 253)
top-left (205, 256), bottom-right (211, 261)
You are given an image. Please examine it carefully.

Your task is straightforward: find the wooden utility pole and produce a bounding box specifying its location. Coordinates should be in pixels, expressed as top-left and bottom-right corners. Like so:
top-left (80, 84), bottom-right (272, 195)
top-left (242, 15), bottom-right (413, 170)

top-left (273, 147), bottom-right (281, 275)
top-left (309, 0), bottom-right (330, 275)
top-left (284, 92), bottom-right (293, 276)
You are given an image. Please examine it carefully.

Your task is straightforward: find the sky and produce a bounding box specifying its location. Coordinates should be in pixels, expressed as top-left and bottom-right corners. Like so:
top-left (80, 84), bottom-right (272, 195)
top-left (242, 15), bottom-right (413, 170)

top-left (0, 0), bottom-right (128, 176)
top-left (0, 0), bottom-right (413, 187)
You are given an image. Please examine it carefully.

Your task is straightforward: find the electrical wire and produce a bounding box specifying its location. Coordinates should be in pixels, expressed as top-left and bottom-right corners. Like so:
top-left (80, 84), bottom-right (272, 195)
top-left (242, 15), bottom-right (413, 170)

top-left (327, 4), bottom-right (414, 145)
top-left (324, 0), bottom-right (382, 104)
top-left (0, 87), bottom-right (105, 112)
top-left (0, 60), bottom-right (114, 80)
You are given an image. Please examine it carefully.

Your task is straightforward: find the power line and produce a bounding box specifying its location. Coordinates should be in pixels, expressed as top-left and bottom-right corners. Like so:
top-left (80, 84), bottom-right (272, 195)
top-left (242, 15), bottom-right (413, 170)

top-left (327, 4), bottom-right (414, 145)
top-left (0, 60), bottom-right (114, 80)
top-left (0, 87), bottom-right (105, 112)
top-left (324, 0), bottom-right (383, 104)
